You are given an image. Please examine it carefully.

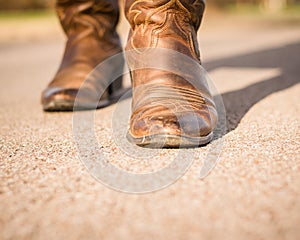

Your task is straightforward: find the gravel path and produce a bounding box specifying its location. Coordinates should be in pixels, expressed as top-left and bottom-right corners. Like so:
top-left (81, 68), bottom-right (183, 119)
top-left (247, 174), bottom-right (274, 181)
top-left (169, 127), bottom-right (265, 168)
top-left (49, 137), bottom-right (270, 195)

top-left (0, 15), bottom-right (300, 240)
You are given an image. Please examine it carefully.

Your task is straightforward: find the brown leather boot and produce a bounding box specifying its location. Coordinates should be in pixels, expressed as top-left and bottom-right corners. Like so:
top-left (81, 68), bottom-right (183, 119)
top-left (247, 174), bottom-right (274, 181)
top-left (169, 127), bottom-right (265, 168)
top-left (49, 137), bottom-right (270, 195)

top-left (42, 0), bottom-right (124, 111)
top-left (125, 0), bottom-right (218, 147)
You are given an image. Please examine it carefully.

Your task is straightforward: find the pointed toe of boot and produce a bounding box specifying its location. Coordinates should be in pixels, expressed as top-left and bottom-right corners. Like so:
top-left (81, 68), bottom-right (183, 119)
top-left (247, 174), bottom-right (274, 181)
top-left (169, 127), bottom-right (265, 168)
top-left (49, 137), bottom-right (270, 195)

top-left (41, 87), bottom-right (75, 111)
top-left (41, 86), bottom-right (112, 111)
top-left (127, 105), bottom-right (216, 148)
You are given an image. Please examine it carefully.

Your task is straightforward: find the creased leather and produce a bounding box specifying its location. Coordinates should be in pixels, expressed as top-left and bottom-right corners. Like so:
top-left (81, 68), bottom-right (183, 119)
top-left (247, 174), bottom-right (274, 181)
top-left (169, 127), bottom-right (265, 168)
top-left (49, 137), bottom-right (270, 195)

top-left (125, 0), bottom-right (217, 139)
top-left (42, 0), bottom-right (123, 109)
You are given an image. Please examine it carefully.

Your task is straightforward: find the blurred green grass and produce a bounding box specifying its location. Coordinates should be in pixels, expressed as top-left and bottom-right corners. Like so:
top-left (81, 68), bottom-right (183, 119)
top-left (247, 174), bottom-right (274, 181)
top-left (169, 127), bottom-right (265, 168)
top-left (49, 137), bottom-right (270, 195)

top-left (0, 9), bottom-right (55, 21)
top-left (222, 3), bottom-right (300, 26)
top-left (224, 2), bottom-right (300, 16)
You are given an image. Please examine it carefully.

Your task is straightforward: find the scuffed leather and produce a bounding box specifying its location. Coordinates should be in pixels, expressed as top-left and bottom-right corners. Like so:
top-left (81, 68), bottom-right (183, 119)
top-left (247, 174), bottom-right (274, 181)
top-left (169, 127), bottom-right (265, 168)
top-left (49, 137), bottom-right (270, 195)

top-left (125, 0), bottom-right (218, 139)
top-left (42, 0), bottom-right (123, 109)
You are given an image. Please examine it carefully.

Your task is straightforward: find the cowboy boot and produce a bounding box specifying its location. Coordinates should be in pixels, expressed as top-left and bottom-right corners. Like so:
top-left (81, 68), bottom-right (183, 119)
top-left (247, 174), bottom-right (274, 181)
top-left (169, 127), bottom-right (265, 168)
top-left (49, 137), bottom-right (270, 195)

top-left (42, 0), bottom-right (124, 111)
top-left (125, 0), bottom-right (218, 147)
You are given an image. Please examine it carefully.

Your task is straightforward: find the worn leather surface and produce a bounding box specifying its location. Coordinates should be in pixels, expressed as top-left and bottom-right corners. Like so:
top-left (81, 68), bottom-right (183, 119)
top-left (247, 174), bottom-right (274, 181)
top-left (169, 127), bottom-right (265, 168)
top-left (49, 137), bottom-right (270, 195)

top-left (41, 0), bottom-right (123, 110)
top-left (125, 0), bottom-right (218, 140)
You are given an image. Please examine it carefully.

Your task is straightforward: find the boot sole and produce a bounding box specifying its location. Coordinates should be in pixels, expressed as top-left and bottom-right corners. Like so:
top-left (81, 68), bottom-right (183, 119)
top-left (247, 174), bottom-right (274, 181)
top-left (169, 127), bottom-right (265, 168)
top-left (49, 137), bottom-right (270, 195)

top-left (126, 132), bottom-right (214, 148)
top-left (43, 87), bottom-right (128, 112)
top-left (42, 98), bottom-right (110, 112)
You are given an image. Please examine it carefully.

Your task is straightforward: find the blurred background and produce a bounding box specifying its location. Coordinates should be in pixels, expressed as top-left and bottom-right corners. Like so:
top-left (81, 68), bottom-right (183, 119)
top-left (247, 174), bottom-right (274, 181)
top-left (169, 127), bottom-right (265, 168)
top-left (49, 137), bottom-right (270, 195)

top-left (0, 0), bottom-right (299, 11)
top-left (0, 0), bottom-right (299, 45)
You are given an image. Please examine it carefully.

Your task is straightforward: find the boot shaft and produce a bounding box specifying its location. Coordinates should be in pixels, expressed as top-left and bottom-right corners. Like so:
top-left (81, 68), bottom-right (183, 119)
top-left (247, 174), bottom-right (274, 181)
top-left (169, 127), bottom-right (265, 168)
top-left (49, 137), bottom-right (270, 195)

top-left (124, 0), bottom-right (205, 60)
top-left (56, 0), bottom-right (120, 38)
top-left (125, 0), bottom-right (205, 31)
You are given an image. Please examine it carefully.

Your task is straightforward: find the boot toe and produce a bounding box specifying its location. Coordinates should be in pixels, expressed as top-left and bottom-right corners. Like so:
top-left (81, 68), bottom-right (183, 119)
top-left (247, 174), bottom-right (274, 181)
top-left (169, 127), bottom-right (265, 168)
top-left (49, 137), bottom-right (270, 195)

top-left (41, 86), bottom-right (110, 111)
top-left (128, 106), bottom-right (215, 147)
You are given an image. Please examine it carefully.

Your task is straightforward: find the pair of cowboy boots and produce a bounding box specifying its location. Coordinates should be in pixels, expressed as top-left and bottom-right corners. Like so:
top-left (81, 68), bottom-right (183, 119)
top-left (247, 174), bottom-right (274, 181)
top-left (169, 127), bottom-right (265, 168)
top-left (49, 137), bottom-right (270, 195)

top-left (42, 0), bottom-right (218, 147)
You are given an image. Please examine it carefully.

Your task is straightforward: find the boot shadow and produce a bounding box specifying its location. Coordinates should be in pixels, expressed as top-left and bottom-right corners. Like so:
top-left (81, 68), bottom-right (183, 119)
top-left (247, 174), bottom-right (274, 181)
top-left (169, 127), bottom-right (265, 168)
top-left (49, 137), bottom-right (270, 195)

top-left (204, 41), bottom-right (300, 134)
